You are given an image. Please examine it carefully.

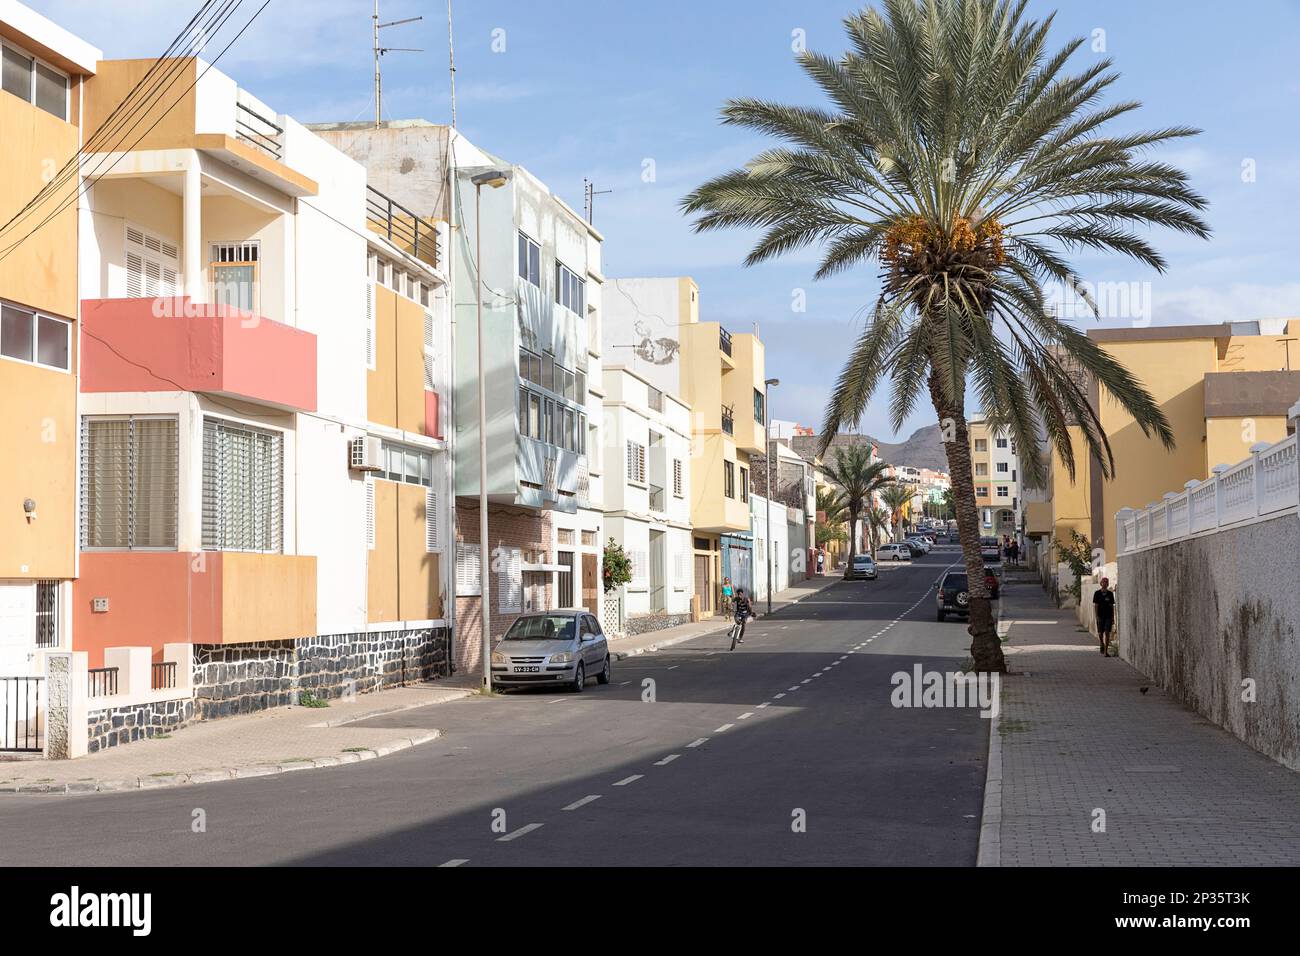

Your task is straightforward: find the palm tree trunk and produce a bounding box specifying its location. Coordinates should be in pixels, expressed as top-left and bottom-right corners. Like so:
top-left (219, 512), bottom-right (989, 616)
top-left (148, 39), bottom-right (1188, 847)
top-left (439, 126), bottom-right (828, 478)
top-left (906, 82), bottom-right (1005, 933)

top-left (847, 508), bottom-right (859, 564)
top-left (927, 368), bottom-right (1006, 673)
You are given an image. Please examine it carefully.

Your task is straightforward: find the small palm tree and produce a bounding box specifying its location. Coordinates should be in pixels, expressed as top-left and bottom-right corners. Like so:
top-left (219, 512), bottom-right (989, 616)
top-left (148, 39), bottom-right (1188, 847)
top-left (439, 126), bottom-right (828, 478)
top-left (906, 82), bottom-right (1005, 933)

top-left (879, 483), bottom-right (916, 541)
top-left (682, 0), bottom-right (1205, 671)
top-left (815, 486), bottom-right (849, 554)
top-left (820, 445), bottom-right (894, 563)
top-left (865, 505), bottom-right (891, 557)
top-left (941, 488), bottom-right (957, 521)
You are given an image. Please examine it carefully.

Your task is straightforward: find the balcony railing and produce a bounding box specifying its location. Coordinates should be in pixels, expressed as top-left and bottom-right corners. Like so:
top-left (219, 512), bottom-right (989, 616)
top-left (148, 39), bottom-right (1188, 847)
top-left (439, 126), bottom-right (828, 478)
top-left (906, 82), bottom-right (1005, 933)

top-left (235, 101), bottom-right (283, 161)
top-left (1117, 433), bottom-right (1298, 556)
top-left (719, 326), bottom-right (733, 357)
top-left (88, 667), bottom-right (119, 698)
top-left (366, 185), bottom-right (439, 270)
top-left (721, 405), bottom-right (735, 436)
top-left (151, 662), bottom-right (178, 691)
top-left (649, 484), bottom-right (665, 512)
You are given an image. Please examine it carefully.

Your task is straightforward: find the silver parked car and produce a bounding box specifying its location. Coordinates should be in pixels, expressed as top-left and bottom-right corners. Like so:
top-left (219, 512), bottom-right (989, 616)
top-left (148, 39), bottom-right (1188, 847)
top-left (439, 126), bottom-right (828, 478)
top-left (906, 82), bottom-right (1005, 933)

top-left (844, 554), bottom-right (878, 580)
top-left (490, 609), bottom-right (612, 693)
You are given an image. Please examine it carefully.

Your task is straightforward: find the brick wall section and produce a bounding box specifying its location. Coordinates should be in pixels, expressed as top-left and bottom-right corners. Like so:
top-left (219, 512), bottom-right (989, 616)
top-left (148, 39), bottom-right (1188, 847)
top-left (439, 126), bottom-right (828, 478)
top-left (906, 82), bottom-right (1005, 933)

top-left (87, 698), bottom-right (196, 754)
top-left (454, 501), bottom-right (551, 675)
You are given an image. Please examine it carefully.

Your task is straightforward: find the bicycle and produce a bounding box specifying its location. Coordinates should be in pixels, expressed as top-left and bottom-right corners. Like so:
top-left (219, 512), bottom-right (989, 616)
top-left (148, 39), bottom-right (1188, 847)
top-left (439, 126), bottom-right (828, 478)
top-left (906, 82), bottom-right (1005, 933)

top-left (728, 612), bottom-right (750, 651)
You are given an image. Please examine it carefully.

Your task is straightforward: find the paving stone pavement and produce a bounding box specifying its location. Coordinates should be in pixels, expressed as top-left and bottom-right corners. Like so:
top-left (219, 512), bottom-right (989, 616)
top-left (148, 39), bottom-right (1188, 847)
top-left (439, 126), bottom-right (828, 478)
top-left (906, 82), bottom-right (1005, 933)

top-left (994, 577), bottom-right (1300, 866)
top-left (0, 678), bottom-right (478, 794)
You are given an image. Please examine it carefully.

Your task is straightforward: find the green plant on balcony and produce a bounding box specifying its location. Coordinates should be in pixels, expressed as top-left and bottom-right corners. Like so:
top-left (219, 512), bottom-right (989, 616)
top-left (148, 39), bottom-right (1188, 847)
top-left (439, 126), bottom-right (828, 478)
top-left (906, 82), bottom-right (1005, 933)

top-left (602, 538), bottom-right (632, 593)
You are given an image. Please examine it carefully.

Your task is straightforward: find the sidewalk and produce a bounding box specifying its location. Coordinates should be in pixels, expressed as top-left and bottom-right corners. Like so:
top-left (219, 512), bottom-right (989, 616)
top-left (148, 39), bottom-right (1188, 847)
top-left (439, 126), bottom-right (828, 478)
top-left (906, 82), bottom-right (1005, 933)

top-left (0, 677), bottom-right (478, 795)
top-left (607, 573), bottom-right (842, 660)
top-left (983, 576), bottom-right (1300, 866)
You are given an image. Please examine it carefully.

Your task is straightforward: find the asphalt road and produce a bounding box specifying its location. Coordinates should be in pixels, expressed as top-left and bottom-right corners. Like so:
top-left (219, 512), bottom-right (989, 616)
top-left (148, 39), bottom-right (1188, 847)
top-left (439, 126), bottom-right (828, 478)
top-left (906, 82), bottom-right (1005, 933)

top-left (0, 547), bottom-right (989, 866)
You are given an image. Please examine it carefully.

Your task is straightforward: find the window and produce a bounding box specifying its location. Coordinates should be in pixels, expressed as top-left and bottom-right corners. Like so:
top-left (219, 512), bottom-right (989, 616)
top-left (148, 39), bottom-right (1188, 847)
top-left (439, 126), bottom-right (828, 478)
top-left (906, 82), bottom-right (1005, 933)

top-left (542, 352), bottom-right (555, 392)
top-left (753, 388), bottom-right (765, 423)
top-left (996, 437), bottom-right (1009, 449)
top-left (124, 223), bottom-right (179, 298)
top-left (2, 43), bottom-right (67, 121)
top-left (1, 303), bottom-right (70, 371)
top-left (202, 418), bottom-right (283, 552)
top-left (626, 441), bottom-right (646, 484)
top-left (529, 394), bottom-right (542, 439)
top-left (380, 441), bottom-right (433, 486)
top-left (724, 461), bottom-right (735, 499)
top-left (974, 462), bottom-right (988, 477)
top-left (740, 466), bottom-right (749, 503)
top-left (36, 580), bottom-right (59, 648)
top-left (557, 551), bottom-right (575, 607)
top-left (673, 459), bottom-right (683, 497)
top-left (81, 417), bottom-right (179, 549)
top-left (976, 485), bottom-right (989, 498)
top-left (518, 232), bottom-right (541, 286)
top-left (563, 408), bottom-right (575, 452)
top-left (974, 439), bottom-right (988, 453)
top-left (518, 388), bottom-right (529, 436)
top-left (578, 413), bottom-right (587, 455)
top-left (210, 242), bottom-right (260, 312)
top-left (996, 486), bottom-right (1009, 498)
top-left (996, 462), bottom-right (1009, 473)
top-left (555, 262), bottom-right (585, 314)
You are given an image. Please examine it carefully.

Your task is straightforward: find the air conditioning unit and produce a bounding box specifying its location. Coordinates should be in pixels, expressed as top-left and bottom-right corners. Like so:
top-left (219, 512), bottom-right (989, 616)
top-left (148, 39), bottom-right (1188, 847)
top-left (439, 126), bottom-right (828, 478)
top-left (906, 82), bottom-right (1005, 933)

top-left (349, 436), bottom-right (383, 472)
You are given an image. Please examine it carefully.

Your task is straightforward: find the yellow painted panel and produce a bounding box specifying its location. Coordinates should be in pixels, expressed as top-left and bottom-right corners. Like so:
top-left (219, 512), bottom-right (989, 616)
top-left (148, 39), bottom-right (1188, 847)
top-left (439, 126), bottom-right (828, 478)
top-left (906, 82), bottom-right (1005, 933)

top-left (368, 479), bottom-right (399, 623)
top-left (397, 483), bottom-right (441, 620)
top-left (85, 60), bottom-right (197, 150)
top-left (220, 553), bottom-right (316, 643)
top-left (395, 295), bottom-right (427, 434)
top-left (0, 92), bottom-right (79, 318)
top-left (1206, 416), bottom-right (1288, 473)
top-left (0, 362), bottom-right (76, 577)
top-left (367, 283), bottom-right (398, 428)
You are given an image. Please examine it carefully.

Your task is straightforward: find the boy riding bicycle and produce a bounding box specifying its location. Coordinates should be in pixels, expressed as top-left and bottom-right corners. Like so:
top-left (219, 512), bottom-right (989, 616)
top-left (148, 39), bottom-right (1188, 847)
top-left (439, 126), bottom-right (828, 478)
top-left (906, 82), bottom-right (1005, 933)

top-left (731, 588), bottom-right (753, 646)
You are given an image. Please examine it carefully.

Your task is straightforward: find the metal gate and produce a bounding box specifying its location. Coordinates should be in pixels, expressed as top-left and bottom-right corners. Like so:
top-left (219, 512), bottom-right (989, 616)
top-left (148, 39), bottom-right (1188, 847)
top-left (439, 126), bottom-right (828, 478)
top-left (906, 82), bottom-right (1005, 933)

top-left (0, 676), bottom-right (43, 753)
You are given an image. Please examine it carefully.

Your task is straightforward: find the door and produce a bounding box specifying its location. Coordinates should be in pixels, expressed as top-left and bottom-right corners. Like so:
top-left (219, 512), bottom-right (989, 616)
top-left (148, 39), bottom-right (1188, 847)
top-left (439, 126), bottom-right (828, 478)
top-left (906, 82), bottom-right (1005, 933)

top-left (579, 615), bottom-right (600, 668)
top-left (694, 555), bottom-right (712, 615)
top-left (557, 551), bottom-right (575, 607)
top-left (581, 552), bottom-right (599, 616)
top-left (648, 530), bottom-right (666, 612)
top-left (0, 581), bottom-right (36, 675)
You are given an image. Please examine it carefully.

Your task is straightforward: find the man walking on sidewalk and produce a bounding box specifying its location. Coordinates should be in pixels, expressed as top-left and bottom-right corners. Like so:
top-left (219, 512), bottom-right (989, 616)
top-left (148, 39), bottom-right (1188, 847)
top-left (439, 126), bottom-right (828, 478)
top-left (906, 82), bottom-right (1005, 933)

top-left (1093, 577), bottom-right (1116, 656)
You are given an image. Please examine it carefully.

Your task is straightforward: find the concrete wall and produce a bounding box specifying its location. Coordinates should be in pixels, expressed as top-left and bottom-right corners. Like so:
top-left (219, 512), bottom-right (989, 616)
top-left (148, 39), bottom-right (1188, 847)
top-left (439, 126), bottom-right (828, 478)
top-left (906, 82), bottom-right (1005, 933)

top-left (1118, 512), bottom-right (1300, 770)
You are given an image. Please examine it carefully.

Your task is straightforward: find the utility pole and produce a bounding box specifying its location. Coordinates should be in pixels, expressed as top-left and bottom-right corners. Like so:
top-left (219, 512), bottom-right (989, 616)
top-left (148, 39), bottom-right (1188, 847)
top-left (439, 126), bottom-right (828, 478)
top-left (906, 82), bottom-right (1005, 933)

top-left (372, 1), bottom-right (423, 129)
top-left (764, 378), bottom-right (780, 615)
top-left (447, 0), bottom-right (457, 127)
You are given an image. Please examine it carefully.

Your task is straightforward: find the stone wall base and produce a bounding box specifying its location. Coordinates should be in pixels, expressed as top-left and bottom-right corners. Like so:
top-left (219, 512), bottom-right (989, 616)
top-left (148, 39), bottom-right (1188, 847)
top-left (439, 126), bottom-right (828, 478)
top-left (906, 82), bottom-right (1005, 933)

top-left (87, 698), bottom-right (195, 754)
top-left (624, 612), bottom-right (692, 636)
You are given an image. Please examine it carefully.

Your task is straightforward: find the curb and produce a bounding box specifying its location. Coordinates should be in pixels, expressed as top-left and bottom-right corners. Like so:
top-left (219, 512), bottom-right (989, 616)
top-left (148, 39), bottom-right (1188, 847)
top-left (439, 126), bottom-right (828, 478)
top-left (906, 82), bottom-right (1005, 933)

top-left (976, 681), bottom-right (1004, 868)
top-left (308, 689), bottom-right (475, 728)
top-left (0, 730), bottom-right (441, 796)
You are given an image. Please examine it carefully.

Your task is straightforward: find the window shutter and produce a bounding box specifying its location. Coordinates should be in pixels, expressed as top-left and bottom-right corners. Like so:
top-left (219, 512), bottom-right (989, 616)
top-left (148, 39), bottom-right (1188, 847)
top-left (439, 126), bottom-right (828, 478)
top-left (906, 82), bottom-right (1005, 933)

top-left (425, 489), bottom-right (439, 552)
top-left (498, 546), bottom-right (521, 614)
top-left (201, 418), bottom-right (283, 552)
top-left (456, 542), bottom-right (481, 596)
top-left (131, 418), bottom-right (178, 549)
top-left (423, 310), bottom-right (435, 390)
top-left (365, 479), bottom-right (376, 550)
top-left (673, 459), bottom-right (683, 497)
top-left (125, 251), bottom-right (143, 298)
top-left (638, 445), bottom-right (647, 484)
top-left (80, 419), bottom-right (130, 549)
top-left (125, 223), bottom-right (179, 299)
top-left (365, 281), bottom-right (376, 369)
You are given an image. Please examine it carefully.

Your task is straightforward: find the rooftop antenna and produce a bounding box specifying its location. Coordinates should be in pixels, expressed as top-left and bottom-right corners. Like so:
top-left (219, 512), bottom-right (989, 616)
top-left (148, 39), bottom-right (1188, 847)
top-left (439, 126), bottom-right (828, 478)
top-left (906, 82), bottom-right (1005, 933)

top-left (447, 0), bottom-right (457, 127)
top-left (373, 0), bottom-right (423, 128)
top-left (584, 178), bottom-right (612, 224)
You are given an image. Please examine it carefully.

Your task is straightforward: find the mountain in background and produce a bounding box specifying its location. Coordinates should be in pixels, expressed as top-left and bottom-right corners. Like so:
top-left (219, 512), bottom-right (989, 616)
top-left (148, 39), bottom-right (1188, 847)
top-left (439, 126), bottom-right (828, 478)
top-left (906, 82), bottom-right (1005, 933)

top-left (790, 423), bottom-right (948, 472)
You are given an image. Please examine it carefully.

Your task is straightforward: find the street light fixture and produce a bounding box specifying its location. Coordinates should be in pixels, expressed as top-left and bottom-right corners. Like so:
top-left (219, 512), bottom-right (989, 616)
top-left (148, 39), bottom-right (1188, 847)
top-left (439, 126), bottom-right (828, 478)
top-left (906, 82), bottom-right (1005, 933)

top-left (764, 377), bottom-right (780, 616)
top-left (470, 166), bottom-right (512, 691)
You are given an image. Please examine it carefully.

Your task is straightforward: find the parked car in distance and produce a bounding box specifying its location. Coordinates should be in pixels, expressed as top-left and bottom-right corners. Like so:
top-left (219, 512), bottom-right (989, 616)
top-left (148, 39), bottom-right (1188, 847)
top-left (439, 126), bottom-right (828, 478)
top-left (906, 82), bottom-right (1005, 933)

top-left (490, 610), bottom-right (611, 693)
top-left (878, 543), bottom-right (912, 562)
top-left (906, 536), bottom-right (932, 553)
top-left (936, 571), bottom-right (969, 621)
top-left (979, 536), bottom-right (1001, 562)
top-left (844, 554), bottom-right (878, 580)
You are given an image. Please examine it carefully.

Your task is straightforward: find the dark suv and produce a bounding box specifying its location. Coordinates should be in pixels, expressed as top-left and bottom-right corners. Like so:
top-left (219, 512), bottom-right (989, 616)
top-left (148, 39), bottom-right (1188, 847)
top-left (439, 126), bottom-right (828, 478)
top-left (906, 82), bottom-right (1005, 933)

top-left (935, 571), bottom-right (970, 621)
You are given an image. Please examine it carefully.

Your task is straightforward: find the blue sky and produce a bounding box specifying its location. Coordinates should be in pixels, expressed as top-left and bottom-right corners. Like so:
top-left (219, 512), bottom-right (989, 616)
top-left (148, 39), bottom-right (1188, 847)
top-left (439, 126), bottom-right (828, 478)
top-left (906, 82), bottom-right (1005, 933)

top-left (34, 0), bottom-right (1300, 440)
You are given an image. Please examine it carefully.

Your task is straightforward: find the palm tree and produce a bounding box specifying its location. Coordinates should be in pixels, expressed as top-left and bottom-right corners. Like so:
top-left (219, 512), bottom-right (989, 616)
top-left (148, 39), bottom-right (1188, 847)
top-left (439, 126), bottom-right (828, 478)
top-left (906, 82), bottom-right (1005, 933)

top-left (879, 483), bottom-right (916, 541)
top-left (681, 0), bottom-right (1204, 671)
top-left (820, 445), bottom-right (894, 563)
top-left (865, 505), bottom-right (891, 557)
top-left (941, 488), bottom-right (957, 522)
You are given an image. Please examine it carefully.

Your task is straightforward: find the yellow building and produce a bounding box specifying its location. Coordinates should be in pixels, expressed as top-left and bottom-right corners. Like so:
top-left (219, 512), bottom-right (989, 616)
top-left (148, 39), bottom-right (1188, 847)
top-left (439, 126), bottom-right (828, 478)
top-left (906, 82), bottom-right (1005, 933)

top-left (0, 6), bottom-right (100, 673)
top-left (1045, 321), bottom-right (1300, 554)
top-left (603, 276), bottom-right (767, 615)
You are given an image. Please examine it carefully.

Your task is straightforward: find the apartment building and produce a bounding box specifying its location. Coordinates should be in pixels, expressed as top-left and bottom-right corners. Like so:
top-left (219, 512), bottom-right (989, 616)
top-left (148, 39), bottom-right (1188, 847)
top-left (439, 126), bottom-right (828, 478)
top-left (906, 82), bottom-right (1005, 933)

top-left (751, 440), bottom-right (817, 582)
top-left (72, 56), bottom-right (453, 719)
top-left (0, 4), bottom-right (99, 680)
top-left (1034, 320), bottom-right (1300, 553)
top-left (603, 277), bottom-right (768, 616)
top-left (312, 122), bottom-right (607, 673)
top-left (968, 415), bottom-right (1020, 537)
top-left (602, 366), bottom-right (694, 631)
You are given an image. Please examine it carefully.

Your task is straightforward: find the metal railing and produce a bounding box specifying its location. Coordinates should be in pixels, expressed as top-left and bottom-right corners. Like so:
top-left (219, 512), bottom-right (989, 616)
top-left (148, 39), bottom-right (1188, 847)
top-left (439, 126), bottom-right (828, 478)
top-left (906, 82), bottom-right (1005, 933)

top-left (88, 666), bottom-right (119, 698)
top-left (235, 101), bottom-right (283, 161)
top-left (1117, 432), bottom-right (1299, 556)
top-left (648, 484), bottom-right (665, 512)
top-left (152, 661), bottom-right (178, 690)
top-left (719, 327), bottom-right (733, 357)
top-left (647, 386), bottom-right (664, 413)
top-left (721, 405), bottom-right (735, 435)
top-left (0, 676), bottom-right (42, 752)
top-left (366, 185), bottom-right (439, 270)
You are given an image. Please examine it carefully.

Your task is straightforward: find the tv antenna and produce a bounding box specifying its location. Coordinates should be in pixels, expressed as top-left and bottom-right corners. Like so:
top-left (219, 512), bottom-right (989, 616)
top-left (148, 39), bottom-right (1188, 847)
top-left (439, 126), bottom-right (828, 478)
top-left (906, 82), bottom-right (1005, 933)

top-left (373, 1), bottom-right (423, 128)
top-left (584, 178), bottom-right (612, 224)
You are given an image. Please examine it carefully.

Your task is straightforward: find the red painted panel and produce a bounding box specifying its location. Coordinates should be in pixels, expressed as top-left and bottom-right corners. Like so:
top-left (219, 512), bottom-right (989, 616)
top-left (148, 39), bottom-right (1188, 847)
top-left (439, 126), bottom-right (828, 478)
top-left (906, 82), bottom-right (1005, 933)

top-left (424, 389), bottom-right (441, 439)
top-left (80, 297), bottom-right (316, 411)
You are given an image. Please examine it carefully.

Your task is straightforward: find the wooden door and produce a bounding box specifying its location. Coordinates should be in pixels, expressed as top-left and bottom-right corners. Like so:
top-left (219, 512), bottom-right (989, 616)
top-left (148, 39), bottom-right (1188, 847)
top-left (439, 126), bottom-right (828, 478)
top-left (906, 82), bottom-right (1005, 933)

top-left (582, 552), bottom-right (599, 616)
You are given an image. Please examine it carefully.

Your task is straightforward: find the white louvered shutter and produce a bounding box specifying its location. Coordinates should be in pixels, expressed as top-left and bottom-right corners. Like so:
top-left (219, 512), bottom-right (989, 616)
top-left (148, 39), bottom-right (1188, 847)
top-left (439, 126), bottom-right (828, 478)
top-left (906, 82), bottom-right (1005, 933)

top-left (201, 418), bottom-right (283, 552)
top-left (456, 542), bottom-right (482, 596)
top-left (423, 310), bottom-right (435, 390)
top-left (365, 281), bottom-right (376, 369)
top-left (125, 223), bottom-right (180, 298)
top-left (365, 479), bottom-right (375, 550)
top-left (498, 547), bottom-right (521, 613)
top-left (425, 490), bottom-right (439, 552)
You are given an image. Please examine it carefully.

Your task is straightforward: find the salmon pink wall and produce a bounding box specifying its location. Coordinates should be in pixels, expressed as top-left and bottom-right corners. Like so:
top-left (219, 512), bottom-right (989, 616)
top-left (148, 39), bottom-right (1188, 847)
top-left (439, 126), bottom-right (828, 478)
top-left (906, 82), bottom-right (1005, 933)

top-left (81, 297), bottom-right (316, 411)
top-left (74, 552), bottom-right (221, 668)
top-left (424, 389), bottom-right (441, 439)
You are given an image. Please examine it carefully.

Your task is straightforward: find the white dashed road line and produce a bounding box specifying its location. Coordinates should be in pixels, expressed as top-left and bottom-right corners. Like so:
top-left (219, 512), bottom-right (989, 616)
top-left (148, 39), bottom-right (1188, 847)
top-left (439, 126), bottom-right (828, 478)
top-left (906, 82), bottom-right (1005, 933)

top-left (713, 723), bottom-right (735, 733)
top-left (654, 754), bottom-right (681, 766)
top-left (687, 737), bottom-right (709, 748)
top-left (737, 712), bottom-right (754, 720)
top-left (439, 859), bottom-right (468, 867)
top-left (613, 774), bottom-right (644, 787)
top-left (498, 823), bottom-right (544, 842)
top-left (562, 795), bottom-right (602, 811)
top-left (773, 693), bottom-right (786, 699)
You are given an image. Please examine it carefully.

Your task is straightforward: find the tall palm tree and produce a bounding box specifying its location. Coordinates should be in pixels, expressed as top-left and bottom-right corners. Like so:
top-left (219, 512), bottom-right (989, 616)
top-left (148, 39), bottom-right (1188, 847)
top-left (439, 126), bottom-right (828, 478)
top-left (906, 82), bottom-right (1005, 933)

top-left (941, 488), bottom-right (957, 521)
top-left (681, 0), bottom-right (1205, 671)
top-left (816, 486), bottom-right (849, 532)
top-left (865, 505), bottom-right (891, 557)
top-left (879, 483), bottom-right (916, 541)
top-left (820, 445), bottom-right (894, 563)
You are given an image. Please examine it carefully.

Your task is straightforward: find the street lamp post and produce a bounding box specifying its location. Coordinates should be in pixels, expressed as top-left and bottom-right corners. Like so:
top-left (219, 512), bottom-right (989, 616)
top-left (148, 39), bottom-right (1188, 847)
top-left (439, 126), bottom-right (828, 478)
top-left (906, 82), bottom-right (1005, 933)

top-left (764, 377), bottom-right (779, 616)
top-left (470, 167), bottom-right (511, 691)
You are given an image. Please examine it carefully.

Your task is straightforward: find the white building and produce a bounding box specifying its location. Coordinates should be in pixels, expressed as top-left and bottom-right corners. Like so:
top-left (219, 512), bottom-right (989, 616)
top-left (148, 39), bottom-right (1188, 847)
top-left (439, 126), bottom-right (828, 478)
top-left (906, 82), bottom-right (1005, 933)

top-left (749, 493), bottom-right (791, 602)
top-left (602, 366), bottom-right (694, 630)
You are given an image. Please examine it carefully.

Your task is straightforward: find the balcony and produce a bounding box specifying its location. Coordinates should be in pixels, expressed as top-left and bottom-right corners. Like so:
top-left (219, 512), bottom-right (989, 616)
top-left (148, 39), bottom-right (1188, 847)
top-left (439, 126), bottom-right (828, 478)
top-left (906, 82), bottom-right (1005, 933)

top-left (719, 326), bottom-right (733, 357)
top-left (721, 405), bottom-right (735, 436)
top-left (235, 97), bottom-right (283, 161)
top-left (367, 186), bottom-right (440, 271)
top-left (647, 386), bottom-right (664, 413)
top-left (649, 484), bottom-right (665, 513)
top-left (81, 297), bottom-right (317, 412)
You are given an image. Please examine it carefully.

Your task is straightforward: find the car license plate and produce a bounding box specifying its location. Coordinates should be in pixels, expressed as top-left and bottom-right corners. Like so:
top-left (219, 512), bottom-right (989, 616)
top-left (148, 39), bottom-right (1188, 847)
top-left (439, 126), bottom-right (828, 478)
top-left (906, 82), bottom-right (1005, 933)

top-left (512, 665), bottom-right (540, 673)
